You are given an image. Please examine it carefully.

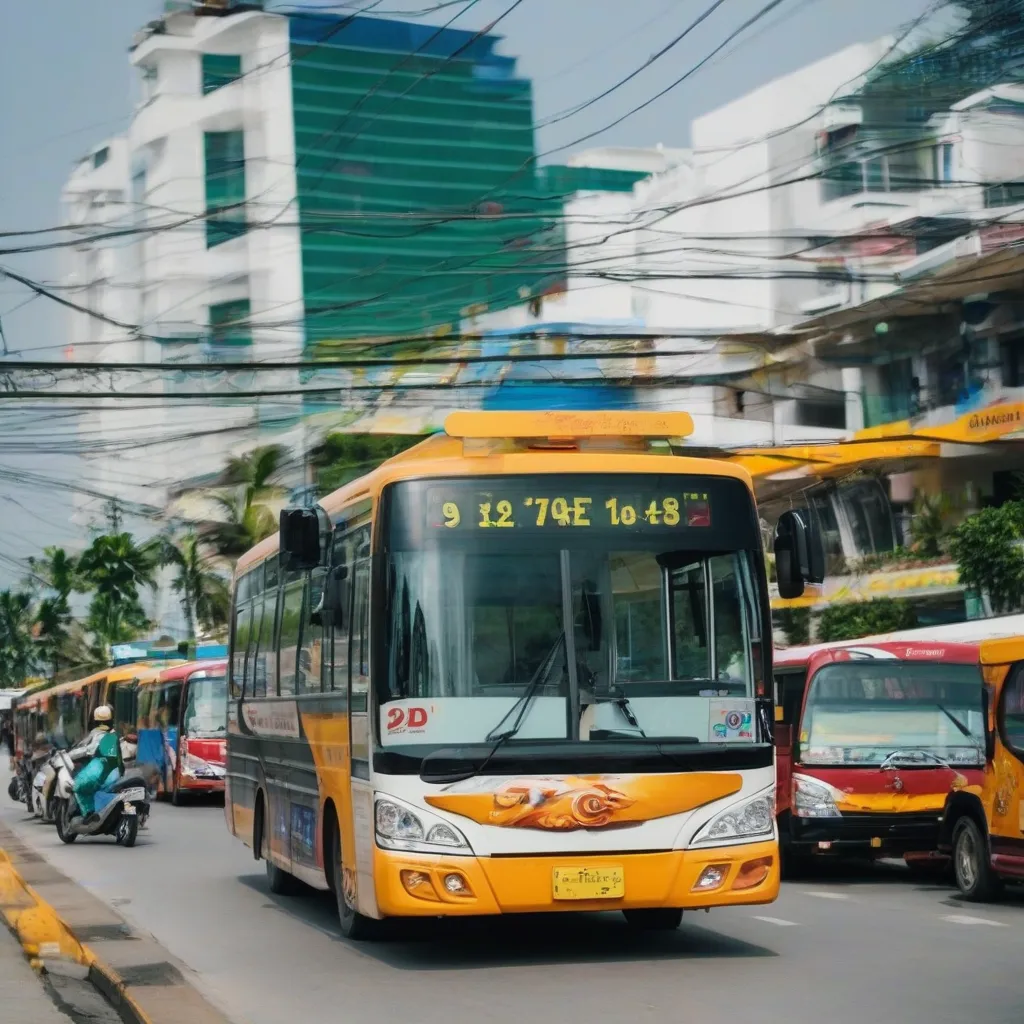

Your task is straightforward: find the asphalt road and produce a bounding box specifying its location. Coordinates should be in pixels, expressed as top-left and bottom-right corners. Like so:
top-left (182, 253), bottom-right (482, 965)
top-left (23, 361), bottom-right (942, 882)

top-left (3, 770), bottom-right (1023, 1024)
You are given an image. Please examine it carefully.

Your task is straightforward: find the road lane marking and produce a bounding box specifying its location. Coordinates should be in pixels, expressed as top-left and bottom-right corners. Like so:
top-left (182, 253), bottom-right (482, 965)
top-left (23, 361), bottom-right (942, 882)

top-left (942, 914), bottom-right (1007, 927)
top-left (805, 891), bottom-right (849, 900)
top-left (753, 916), bottom-right (798, 926)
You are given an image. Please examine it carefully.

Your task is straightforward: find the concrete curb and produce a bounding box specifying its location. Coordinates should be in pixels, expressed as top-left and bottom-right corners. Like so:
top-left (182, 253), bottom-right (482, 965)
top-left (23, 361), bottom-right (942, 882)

top-left (0, 848), bottom-right (151, 1024)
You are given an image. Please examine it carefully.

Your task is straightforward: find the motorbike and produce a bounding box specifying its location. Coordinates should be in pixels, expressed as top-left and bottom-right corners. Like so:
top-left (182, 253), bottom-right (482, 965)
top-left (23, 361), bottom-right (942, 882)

top-left (52, 750), bottom-right (150, 847)
top-left (35, 736), bottom-right (139, 825)
top-left (18, 752), bottom-right (48, 813)
top-left (7, 771), bottom-right (24, 803)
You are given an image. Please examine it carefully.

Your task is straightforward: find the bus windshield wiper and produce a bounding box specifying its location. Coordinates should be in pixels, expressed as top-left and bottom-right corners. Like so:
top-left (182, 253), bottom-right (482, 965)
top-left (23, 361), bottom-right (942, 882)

top-left (590, 693), bottom-right (647, 737)
top-left (935, 702), bottom-right (973, 740)
top-left (421, 633), bottom-right (565, 785)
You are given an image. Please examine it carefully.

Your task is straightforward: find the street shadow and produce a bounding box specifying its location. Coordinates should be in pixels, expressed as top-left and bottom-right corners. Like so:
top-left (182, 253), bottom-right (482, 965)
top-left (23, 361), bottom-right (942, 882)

top-left (237, 873), bottom-right (778, 969)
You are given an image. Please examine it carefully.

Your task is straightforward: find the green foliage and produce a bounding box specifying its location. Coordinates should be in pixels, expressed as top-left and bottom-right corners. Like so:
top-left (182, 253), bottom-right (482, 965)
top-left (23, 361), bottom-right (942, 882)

top-left (0, 590), bottom-right (37, 686)
top-left (948, 501), bottom-right (1024, 615)
top-left (776, 607), bottom-right (812, 647)
top-left (817, 599), bottom-right (918, 643)
top-left (909, 491), bottom-right (953, 558)
top-left (77, 532), bottom-right (159, 656)
top-left (310, 433), bottom-right (427, 495)
top-left (155, 531), bottom-right (230, 640)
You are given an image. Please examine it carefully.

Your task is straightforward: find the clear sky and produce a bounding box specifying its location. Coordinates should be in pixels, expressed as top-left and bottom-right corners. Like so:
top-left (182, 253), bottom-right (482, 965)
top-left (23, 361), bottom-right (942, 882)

top-left (0, 0), bottom-right (933, 581)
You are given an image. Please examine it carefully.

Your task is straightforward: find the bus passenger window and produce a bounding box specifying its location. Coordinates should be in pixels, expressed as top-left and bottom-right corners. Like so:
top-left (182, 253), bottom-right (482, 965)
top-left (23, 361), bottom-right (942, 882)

top-left (250, 590), bottom-right (269, 699)
top-left (1001, 666), bottom-right (1024, 754)
top-left (278, 574), bottom-right (305, 697)
top-left (232, 603), bottom-right (251, 700)
top-left (351, 563), bottom-right (370, 695)
top-left (297, 573), bottom-right (322, 695)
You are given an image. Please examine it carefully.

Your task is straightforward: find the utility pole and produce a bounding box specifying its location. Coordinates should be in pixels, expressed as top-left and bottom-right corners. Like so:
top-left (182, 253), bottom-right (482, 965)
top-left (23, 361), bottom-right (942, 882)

top-left (105, 498), bottom-right (123, 533)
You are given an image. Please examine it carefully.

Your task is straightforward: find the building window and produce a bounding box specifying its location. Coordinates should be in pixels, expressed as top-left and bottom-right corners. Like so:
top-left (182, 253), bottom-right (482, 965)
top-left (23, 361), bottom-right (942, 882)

top-left (821, 142), bottom-right (930, 202)
top-left (202, 54), bottom-right (242, 95)
top-left (209, 299), bottom-right (252, 347)
top-left (934, 142), bottom-right (955, 185)
top-left (984, 182), bottom-right (1024, 208)
top-left (204, 130), bottom-right (246, 248)
top-left (93, 147), bottom-right (110, 169)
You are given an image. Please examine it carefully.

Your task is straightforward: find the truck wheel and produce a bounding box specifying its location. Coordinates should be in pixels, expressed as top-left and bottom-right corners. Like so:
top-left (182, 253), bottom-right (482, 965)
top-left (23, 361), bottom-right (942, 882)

top-left (953, 816), bottom-right (1002, 902)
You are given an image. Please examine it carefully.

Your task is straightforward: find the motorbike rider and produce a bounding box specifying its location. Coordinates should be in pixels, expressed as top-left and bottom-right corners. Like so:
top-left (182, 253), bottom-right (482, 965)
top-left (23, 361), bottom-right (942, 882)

top-left (70, 706), bottom-right (124, 823)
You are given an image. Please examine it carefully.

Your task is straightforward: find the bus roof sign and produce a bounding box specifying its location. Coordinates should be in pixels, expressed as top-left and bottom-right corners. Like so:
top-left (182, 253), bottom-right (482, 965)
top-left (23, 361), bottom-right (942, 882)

top-left (443, 411), bottom-right (695, 441)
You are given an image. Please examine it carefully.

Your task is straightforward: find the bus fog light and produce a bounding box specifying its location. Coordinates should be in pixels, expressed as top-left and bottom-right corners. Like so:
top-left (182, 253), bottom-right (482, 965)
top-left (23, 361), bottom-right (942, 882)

top-left (732, 856), bottom-right (772, 891)
top-left (692, 864), bottom-right (728, 891)
top-left (443, 873), bottom-right (472, 895)
top-left (401, 870), bottom-right (439, 901)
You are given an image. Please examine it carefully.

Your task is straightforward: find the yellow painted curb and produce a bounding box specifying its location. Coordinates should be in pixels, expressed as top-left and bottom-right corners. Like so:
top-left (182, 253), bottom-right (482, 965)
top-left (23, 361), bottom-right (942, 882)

top-left (0, 849), bottom-right (153, 1024)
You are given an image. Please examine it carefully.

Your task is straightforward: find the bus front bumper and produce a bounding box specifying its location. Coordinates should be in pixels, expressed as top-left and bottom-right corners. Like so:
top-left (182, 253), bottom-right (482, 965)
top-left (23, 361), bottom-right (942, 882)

top-left (372, 839), bottom-right (779, 917)
top-left (786, 810), bottom-right (944, 857)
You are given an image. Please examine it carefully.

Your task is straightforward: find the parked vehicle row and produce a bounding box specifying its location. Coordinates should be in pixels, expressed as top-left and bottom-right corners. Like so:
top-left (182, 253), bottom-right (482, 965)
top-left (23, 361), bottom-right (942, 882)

top-left (8, 659), bottom-right (227, 841)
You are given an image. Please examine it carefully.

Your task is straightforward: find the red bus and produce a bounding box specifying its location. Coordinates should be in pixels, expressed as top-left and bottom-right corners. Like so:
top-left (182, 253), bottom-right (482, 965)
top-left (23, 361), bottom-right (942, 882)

top-left (136, 660), bottom-right (227, 803)
top-left (773, 639), bottom-right (986, 874)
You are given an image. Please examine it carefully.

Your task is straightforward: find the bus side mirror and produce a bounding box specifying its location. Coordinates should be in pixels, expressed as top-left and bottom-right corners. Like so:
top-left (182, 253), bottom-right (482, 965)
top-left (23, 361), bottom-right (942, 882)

top-left (280, 508), bottom-right (322, 571)
top-left (983, 686), bottom-right (996, 761)
top-left (774, 509), bottom-right (824, 599)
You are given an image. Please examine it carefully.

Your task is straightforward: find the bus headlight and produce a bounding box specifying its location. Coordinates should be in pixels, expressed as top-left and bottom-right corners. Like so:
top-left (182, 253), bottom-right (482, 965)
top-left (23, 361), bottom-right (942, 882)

top-left (690, 788), bottom-right (775, 846)
top-left (791, 774), bottom-right (842, 818)
top-left (374, 795), bottom-right (473, 855)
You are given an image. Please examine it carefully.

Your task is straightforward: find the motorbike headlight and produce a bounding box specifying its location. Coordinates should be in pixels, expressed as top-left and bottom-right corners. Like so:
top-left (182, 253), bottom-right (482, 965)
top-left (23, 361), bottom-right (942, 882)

top-left (690, 788), bottom-right (775, 847)
top-left (374, 795), bottom-right (472, 855)
top-left (791, 774), bottom-right (842, 818)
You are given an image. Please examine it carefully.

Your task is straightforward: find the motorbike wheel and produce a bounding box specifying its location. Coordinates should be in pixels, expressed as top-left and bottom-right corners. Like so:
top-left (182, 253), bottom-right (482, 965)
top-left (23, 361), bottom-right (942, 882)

top-left (116, 814), bottom-right (139, 848)
top-left (7, 778), bottom-right (19, 802)
top-left (55, 800), bottom-right (77, 844)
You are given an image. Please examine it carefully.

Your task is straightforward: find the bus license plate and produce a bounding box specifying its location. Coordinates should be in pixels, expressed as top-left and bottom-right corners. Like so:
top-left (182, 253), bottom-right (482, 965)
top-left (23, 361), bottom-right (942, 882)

top-left (552, 866), bottom-right (624, 900)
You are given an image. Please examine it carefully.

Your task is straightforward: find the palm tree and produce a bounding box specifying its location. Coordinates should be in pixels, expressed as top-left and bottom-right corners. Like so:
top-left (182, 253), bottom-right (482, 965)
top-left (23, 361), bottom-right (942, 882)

top-left (77, 532), bottom-right (158, 656)
top-left (0, 590), bottom-right (37, 686)
top-left (200, 443), bottom-right (289, 561)
top-left (157, 531), bottom-right (230, 639)
top-left (25, 546), bottom-right (82, 678)
top-left (202, 490), bottom-right (278, 561)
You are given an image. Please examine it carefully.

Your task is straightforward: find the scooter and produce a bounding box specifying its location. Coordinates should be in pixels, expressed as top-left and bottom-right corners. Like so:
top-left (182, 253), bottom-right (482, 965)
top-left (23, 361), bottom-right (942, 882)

top-left (52, 751), bottom-right (150, 847)
top-left (35, 736), bottom-right (139, 825)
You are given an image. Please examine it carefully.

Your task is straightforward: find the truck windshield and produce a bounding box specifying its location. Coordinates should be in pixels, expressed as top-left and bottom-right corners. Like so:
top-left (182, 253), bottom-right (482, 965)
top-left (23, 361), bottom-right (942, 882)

top-left (380, 473), bottom-right (766, 748)
top-left (182, 677), bottom-right (227, 738)
top-left (801, 662), bottom-right (984, 767)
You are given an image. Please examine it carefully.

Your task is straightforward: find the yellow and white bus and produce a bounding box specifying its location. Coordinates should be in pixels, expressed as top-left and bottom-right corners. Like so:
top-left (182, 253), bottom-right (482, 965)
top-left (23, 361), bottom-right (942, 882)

top-left (225, 411), bottom-right (820, 938)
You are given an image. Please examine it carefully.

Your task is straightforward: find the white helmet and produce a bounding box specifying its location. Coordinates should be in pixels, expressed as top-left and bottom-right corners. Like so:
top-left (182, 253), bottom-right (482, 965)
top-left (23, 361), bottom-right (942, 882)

top-left (93, 705), bottom-right (113, 723)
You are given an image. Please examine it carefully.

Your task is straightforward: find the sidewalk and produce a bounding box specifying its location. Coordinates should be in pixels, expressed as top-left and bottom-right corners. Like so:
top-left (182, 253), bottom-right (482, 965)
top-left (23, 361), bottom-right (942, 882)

top-left (0, 924), bottom-right (73, 1023)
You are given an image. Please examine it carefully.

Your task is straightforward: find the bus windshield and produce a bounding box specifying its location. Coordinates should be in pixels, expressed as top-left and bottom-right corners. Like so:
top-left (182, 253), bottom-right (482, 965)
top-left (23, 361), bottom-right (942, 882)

top-left (182, 676), bottom-right (227, 738)
top-left (801, 662), bottom-right (984, 767)
top-left (380, 474), bottom-right (766, 747)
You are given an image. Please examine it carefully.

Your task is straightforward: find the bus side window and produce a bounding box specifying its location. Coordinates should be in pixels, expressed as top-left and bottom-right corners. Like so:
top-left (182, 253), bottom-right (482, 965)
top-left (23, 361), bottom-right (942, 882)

top-left (278, 573), bottom-right (305, 697)
top-left (232, 601), bottom-right (251, 701)
top-left (299, 571), bottom-right (324, 695)
top-left (328, 530), bottom-right (353, 692)
top-left (1000, 664), bottom-right (1024, 755)
top-left (351, 562), bottom-right (370, 695)
top-left (250, 588), bottom-right (268, 699)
